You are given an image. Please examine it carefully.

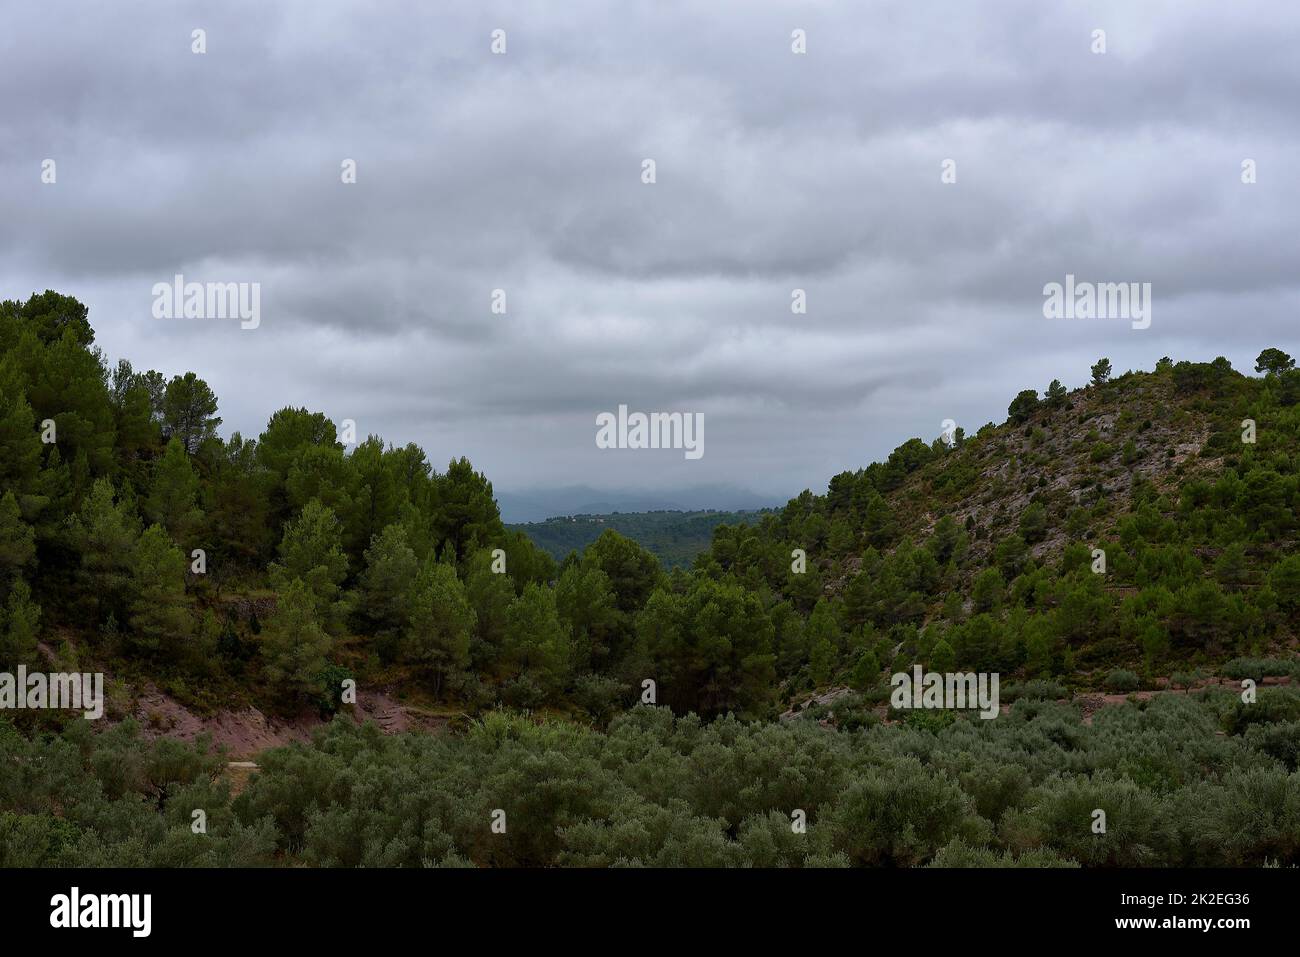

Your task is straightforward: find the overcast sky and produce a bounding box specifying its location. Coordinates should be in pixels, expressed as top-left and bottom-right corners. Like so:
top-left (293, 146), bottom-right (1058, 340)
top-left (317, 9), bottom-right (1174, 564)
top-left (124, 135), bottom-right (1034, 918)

top-left (2, 0), bottom-right (1297, 504)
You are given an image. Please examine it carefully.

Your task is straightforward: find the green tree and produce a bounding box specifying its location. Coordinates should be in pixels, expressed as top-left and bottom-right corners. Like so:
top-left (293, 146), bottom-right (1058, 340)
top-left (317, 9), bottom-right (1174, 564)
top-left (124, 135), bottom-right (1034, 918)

top-left (284, 444), bottom-right (354, 518)
top-left (406, 558), bottom-right (475, 696)
top-left (434, 457), bottom-right (505, 562)
top-left (10, 290), bottom-right (94, 347)
top-left (1019, 501), bottom-right (1049, 544)
top-left (257, 408), bottom-right (340, 479)
top-left (464, 549), bottom-right (516, 671)
top-left (256, 406), bottom-right (341, 531)
top-left (928, 638), bottom-right (956, 672)
top-left (635, 587), bottom-right (684, 674)
top-left (1213, 542), bottom-right (1249, 590)
top-left (340, 437), bottom-right (410, 563)
top-left (1045, 379), bottom-right (1067, 408)
top-left (806, 599), bottom-right (840, 685)
top-left (582, 530), bottom-right (662, 615)
top-left (205, 432), bottom-right (273, 569)
top-left (69, 478), bottom-right (140, 626)
top-left (1090, 358), bottom-right (1112, 385)
top-left (555, 562), bottom-right (619, 672)
top-left (1007, 389), bottom-right (1040, 424)
top-left (162, 373), bottom-right (221, 453)
top-left (261, 578), bottom-right (333, 700)
top-left (849, 649), bottom-right (880, 691)
top-left (971, 567), bottom-right (1004, 612)
top-left (1254, 348), bottom-right (1295, 377)
top-left (112, 365), bottom-right (162, 477)
top-left (269, 500), bottom-right (349, 628)
top-left (502, 583), bottom-right (573, 698)
top-left (649, 578), bottom-right (776, 718)
top-left (356, 523), bottom-right (419, 640)
top-left (1269, 555), bottom-right (1300, 613)
top-left (994, 534), bottom-right (1030, 579)
top-left (23, 328), bottom-right (117, 479)
top-left (0, 368), bottom-right (42, 499)
top-left (0, 579), bottom-right (40, 667)
top-left (862, 491), bottom-right (897, 548)
top-left (128, 524), bottom-right (192, 656)
top-left (926, 515), bottom-right (968, 565)
top-left (144, 437), bottom-right (202, 540)
top-left (0, 491), bottom-right (36, 589)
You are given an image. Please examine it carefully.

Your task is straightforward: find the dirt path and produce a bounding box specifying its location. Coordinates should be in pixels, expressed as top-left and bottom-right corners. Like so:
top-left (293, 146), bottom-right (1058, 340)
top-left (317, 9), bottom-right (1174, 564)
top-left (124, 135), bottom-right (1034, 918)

top-left (130, 688), bottom-right (450, 760)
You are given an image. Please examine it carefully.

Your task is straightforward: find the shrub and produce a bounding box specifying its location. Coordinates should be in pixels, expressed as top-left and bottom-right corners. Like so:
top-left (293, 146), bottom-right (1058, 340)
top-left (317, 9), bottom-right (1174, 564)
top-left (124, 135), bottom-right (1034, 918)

top-left (1104, 669), bottom-right (1140, 692)
top-left (1222, 657), bottom-right (1300, 681)
top-left (1003, 679), bottom-right (1067, 703)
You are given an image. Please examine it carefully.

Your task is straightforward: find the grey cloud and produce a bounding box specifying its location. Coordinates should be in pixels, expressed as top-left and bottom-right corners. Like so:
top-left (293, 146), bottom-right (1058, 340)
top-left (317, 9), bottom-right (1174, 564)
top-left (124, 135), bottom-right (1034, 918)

top-left (1, 0), bottom-right (1297, 497)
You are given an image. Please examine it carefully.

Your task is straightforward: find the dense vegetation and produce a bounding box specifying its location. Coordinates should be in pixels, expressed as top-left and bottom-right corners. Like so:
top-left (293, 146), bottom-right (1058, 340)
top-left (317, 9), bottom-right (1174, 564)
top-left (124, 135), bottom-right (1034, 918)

top-left (512, 510), bottom-right (767, 568)
top-left (1, 290), bottom-right (1297, 867)
top-left (4, 687), bottom-right (1299, 867)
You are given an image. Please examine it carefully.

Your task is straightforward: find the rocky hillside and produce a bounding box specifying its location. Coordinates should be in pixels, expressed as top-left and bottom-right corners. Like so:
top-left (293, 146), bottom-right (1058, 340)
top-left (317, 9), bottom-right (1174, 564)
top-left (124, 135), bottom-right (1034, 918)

top-left (696, 353), bottom-right (1300, 697)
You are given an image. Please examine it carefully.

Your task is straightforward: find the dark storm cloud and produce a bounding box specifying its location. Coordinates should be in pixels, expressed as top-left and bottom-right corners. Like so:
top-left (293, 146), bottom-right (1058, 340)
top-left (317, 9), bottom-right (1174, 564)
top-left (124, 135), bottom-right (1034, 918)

top-left (1, 0), bottom-right (1297, 497)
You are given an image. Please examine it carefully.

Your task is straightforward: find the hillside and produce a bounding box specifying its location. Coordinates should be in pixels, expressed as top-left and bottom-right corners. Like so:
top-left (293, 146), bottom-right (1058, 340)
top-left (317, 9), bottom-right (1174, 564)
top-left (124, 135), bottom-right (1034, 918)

top-left (695, 356), bottom-right (1300, 702)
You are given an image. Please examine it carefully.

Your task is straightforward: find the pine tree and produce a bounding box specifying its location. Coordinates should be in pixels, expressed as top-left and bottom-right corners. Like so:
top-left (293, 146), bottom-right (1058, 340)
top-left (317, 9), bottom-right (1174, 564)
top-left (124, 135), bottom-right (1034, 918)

top-left (406, 558), bottom-right (475, 695)
top-left (128, 524), bottom-right (192, 656)
top-left (0, 579), bottom-right (40, 667)
top-left (806, 599), bottom-right (840, 684)
top-left (971, 567), bottom-right (1004, 612)
top-left (862, 491), bottom-right (897, 549)
top-left (503, 583), bottom-right (572, 697)
top-left (269, 499), bottom-right (349, 628)
top-left (809, 632), bottom-right (835, 686)
top-left (70, 478), bottom-right (140, 626)
top-left (849, 649), bottom-right (880, 691)
top-left (464, 549), bottom-right (516, 670)
top-left (0, 490), bottom-right (36, 589)
top-left (1019, 502), bottom-right (1049, 544)
top-left (144, 437), bottom-right (202, 540)
top-left (357, 523), bottom-right (418, 638)
top-left (261, 578), bottom-right (332, 699)
top-left (1254, 348), bottom-right (1295, 377)
top-left (162, 372), bottom-right (221, 453)
top-left (1008, 389), bottom-right (1040, 423)
top-left (0, 366), bottom-right (42, 497)
top-left (929, 638), bottom-right (956, 673)
top-left (1045, 379), bottom-right (1068, 408)
top-left (555, 561), bottom-right (618, 670)
top-left (434, 457), bottom-right (505, 562)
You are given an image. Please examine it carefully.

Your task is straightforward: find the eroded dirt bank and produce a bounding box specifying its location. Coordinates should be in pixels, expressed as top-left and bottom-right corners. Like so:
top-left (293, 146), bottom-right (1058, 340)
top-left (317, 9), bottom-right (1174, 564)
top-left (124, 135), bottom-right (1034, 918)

top-left (128, 687), bottom-right (450, 760)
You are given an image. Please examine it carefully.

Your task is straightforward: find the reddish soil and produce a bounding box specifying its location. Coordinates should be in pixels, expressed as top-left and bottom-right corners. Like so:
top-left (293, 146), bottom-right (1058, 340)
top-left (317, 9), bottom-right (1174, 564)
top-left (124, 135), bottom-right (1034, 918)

top-left (129, 688), bottom-right (450, 760)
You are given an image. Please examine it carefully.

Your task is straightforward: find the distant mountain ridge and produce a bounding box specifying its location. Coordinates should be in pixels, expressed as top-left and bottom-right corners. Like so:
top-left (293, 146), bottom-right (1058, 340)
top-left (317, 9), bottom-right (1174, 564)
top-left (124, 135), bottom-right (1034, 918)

top-left (496, 484), bottom-right (781, 524)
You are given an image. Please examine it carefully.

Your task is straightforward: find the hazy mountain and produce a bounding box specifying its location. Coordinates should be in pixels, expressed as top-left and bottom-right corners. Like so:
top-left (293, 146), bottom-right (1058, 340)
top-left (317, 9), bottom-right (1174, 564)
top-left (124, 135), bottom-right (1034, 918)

top-left (496, 484), bottom-right (781, 524)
